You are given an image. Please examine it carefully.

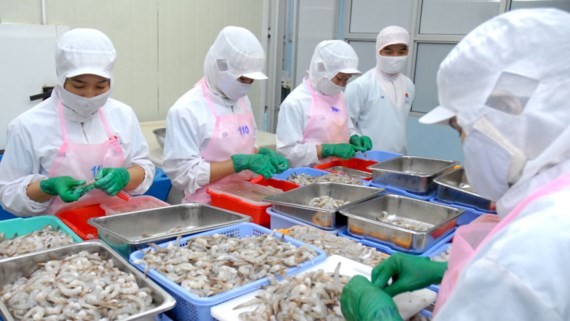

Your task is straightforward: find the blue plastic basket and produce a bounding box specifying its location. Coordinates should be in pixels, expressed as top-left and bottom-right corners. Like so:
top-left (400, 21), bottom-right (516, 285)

top-left (355, 150), bottom-right (401, 163)
top-left (129, 223), bottom-right (326, 321)
top-left (429, 196), bottom-right (496, 226)
top-left (144, 167), bottom-right (172, 202)
top-left (370, 182), bottom-right (436, 201)
top-left (338, 227), bottom-right (454, 256)
top-left (272, 167), bottom-right (370, 186)
top-left (267, 207), bottom-right (344, 235)
top-left (0, 206), bottom-right (17, 221)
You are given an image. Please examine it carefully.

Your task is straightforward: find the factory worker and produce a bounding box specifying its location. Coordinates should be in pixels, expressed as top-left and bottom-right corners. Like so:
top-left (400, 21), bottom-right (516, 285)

top-left (163, 26), bottom-right (288, 203)
top-left (0, 28), bottom-right (154, 217)
top-left (276, 40), bottom-right (372, 168)
top-left (341, 8), bottom-right (570, 321)
top-left (344, 26), bottom-right (415, 154)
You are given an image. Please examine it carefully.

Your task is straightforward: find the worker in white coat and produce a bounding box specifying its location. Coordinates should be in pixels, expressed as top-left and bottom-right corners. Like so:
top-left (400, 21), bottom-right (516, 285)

top-left (341, 8), bottom-right (570, 321)
top-left (0, 28), bottom-right (154, 217)
top-left (345, 26), bottom-right (415, 155)
top-left (276, 40), bottom-right (372, 168)
top-left (163, 26), bottom-right (288, 203)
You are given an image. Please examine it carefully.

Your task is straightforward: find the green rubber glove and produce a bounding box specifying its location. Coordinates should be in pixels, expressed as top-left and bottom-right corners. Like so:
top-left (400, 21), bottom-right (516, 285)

top-left (372, 252), bottom-right (448, 297)
top-left (321, 143), bottom-right (356, 159)
top-left (350, 134), bottom-right (373, 152)
top-left (231, 154), bottom-right (277, 179)
top-left (258, 147), bottom-right (289, 173)
top-left (341, 275), bottom-right (403, 321)
top-left (94, 167), bottom-right (130, 196)
top-left (39, 176), bottom-right (91, 203)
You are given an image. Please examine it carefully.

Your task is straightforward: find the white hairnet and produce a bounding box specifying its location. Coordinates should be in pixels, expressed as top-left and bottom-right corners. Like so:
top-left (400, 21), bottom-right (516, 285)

top-left (308, 40), bottom-right (361, 88)
top-left (376, 25), bottom-right (410, 52)
top-left (56, 28), bottom-right (116, 86)
top-left (423, 9), bottom-right (570, 194)
top-left (204, 26), bottom-right (267, 97)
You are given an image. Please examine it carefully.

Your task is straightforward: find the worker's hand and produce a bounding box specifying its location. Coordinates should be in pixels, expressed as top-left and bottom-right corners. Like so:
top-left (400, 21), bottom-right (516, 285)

top-left (372, 252), bottom-right (448, 297)
top-left (321, 143), bottom-right (356, 159)
top-left (349, 134), bottom-right (373, 152)
top-left (39, 176), bottom-right (92, 203)
top-left (341, 275), bottom-right (403, 321)
top-left (231, 154), bottom-right (277, 179)
top-left (94, 167), bottom-right (130, 196)
top-left (258, 147), bottom-right (289, 173)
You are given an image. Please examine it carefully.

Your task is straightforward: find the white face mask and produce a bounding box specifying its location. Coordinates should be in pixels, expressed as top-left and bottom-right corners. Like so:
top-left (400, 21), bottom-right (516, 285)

top-left (378, 55), bottom-right (407, 74)
top-left (316, 77), bottom-right (344, 96)
top-left (463, 129), bottom-right (511, 201)
top-left (58, 86), bottom-right (111, 119)
top-left (218, 74), bottom-right (252, 100)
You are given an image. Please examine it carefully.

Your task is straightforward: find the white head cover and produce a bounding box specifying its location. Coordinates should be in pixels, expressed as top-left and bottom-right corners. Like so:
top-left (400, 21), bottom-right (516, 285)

top-left (375, 26), bottom-right (410, 63)
top-left (56, 28), bottom-right (116, 86)
top-left (420, 8), bottom-right (570, 200)
top-left (204, 26), bottom-right (267, 97)
top-left (308, 40), bottom-right (361, 88)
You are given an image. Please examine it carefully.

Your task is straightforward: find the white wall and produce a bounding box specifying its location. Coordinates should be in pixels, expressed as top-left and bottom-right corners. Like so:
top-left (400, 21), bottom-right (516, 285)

top-left (0, 0), bottom-right (265, 125)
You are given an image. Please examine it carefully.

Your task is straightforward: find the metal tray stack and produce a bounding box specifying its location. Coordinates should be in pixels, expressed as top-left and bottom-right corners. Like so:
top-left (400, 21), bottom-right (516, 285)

top-left (340, 194), bottom-right (463, 253)
top-left (0, 241), bottom-right (175, 321)
top-left (434, 167), bottom-right (494, 211)
top-left (368, 156), bottom-right (458, 194)
top-left (88, 203), bottom-right (251, 257)
top-left (264, 182), bottom-right (382, 230)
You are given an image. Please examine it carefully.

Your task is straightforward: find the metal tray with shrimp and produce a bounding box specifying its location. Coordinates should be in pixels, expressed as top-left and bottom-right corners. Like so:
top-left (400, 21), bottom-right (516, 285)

top-left (340, 194), bottom-right (463, 253)
top-left (433, 167), bottom-right (494, 211)
top-left (0, 240), bottom-right (175, 321)
top-left (325, 166), bottom-right (373, 180)
top-left (263, 183), bottom-right (382, 230)
top-left (368, 156), bottom-right (458, 194)
top-left (88, 203), bottom-right (251, 258)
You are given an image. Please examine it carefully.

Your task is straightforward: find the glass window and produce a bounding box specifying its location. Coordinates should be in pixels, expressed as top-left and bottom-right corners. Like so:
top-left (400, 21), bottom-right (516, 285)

top-left (412, 43), bottom-right (456, 113)
top-left (420, 0), bottom-right (501, 35)
top-left (510, 0), bottom-right (570, 11)
top-left (349, 0), bottom-right (414, 34)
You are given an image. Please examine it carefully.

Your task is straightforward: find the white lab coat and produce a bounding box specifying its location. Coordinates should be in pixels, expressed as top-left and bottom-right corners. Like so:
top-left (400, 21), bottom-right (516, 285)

top-left (276, 79), bottom-right (358, 168)
top-left (344, 69), bottom-right (414, 154)
top-left (436, 159), bottom-right (570, 321)
top-left (0, 92), bottom-right (155, 216)
top-left (162, 84), bottom-right (257, 197)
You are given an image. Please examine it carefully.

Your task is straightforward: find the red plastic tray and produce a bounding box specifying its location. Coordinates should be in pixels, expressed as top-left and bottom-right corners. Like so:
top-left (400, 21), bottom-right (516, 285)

top-left (56, 204), bottom-right (105, 240)
top-left (313, 158), bottom-right (378, 174)
top-left (208, 178), bottom-right (300, 228)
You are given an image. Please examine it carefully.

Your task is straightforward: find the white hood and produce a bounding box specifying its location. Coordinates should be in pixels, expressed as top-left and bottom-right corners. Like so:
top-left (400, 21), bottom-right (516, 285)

top-left (307, 40), bottom-right (360, 89)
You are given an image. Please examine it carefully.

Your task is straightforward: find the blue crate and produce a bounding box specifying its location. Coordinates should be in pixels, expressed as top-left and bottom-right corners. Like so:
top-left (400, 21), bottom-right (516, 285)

top-left (129, 223), bottom-right (326, 321)
top-left (338, 227), bottom-right (454, 256)
top-left (0, 206), bottom-right (17, 221)
top-left (430, 196), bottom-right (496, 226)
top-left (370, 182), bottom-right (435, 201)
top-left (144, 167), bottom-right (172, 202)
top-left (273, 167), bottom-right (370, 186)
top-left (355, 150), bottom-right (401, 163)
top-left (267, 207), bottom-right (344, 234)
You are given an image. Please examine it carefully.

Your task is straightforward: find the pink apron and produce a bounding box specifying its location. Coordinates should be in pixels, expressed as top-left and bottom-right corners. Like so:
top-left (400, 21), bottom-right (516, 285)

top-left (303, 79), bottom-right (350, 145)
top-left (46, 100), bottom-right (125, 214)
top-left (184, 78), bottom-right (256, 203)
top-left (434, 172), bottom-right (570, 314)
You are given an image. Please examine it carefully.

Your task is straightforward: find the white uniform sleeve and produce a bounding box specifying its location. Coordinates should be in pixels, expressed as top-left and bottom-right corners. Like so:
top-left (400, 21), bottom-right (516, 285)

top-left (0, 121), bottom-right (51, 216)
top-left (344, 80), bottom-right (364, 135)
top-left (162, 103), bottom-right (211, 196)
top-left (276, 95), bottom-right (319, 168)
top-left (118, 109), bottom-right (155, 195)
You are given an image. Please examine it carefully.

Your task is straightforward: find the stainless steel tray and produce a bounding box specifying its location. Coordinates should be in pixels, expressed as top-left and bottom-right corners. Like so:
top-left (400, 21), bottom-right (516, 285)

top-left (89, 203), bottom-right (250, 257)
top-left (326, 166), bottom-right (372, 180)
top-left (368, 156), bottom-right (458, 194)
top-left (264, 182), bottom-right (382, 230)
top-left (340, 194), bottom-right (463, 252)
top-left (434, 167), bottom-right (494, 211)
top-left (0, 240), bottom-right (175, 321)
